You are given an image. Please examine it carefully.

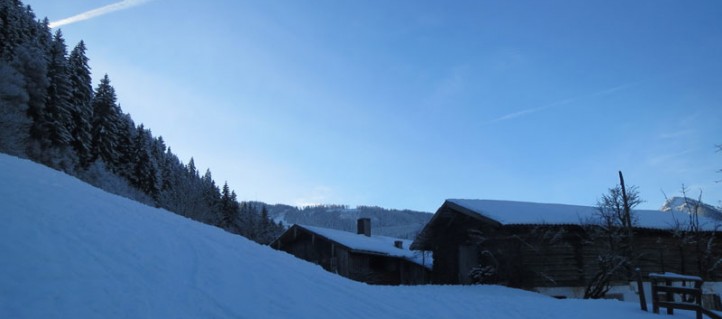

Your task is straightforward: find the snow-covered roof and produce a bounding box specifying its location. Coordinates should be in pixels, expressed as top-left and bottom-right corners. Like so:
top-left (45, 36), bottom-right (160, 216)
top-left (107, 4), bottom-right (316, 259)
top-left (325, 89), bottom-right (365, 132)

top-left (447, 199), bottom-right (721, 231)
top-left (297, 225), bottom-right (432, 268)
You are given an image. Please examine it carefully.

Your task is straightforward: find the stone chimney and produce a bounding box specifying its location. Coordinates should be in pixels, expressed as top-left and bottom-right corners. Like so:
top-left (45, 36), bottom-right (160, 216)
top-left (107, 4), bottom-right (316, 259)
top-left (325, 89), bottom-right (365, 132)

top-left (357, 218), bottom-right (371, 237)
top-left (394, 240), bottom-right (403, 249)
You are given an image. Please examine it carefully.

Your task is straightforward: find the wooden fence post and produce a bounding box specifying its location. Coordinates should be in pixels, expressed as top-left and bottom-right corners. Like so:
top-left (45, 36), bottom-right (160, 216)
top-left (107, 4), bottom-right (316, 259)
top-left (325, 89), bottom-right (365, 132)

top-left (636, 268), bottom-right (647, 311)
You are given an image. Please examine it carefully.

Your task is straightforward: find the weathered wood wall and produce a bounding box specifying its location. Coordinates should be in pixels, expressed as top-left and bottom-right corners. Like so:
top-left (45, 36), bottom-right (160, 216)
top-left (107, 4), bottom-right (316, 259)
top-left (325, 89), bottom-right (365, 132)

top-left (468, 225), bottom-right (587, 288)
top-left (428, 216), bottom-right (722, 289)
top-left (281, 230), bottom-right (337, 273)
top-left (426, 206), bottom-right (490, 284)
top-left (400, 261), bottom-right (431, 285)
top-left (347, 253), bottom-right (429, 285)
top-left (633, 230), bottom-right (722, 280)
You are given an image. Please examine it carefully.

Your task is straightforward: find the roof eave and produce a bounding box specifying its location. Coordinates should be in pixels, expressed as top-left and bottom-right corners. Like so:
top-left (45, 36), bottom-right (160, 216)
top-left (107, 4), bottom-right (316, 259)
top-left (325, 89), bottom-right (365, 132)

top-left (410, 200), bottom-right (503, 250)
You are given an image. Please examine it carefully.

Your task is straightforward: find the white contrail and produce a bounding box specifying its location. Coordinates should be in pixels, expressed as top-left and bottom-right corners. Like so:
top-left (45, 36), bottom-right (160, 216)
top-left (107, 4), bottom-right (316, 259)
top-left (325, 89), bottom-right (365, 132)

top-left (487, 82), bottom-right (638, 124)
top-left (49, 0), bottom-right (151, 28)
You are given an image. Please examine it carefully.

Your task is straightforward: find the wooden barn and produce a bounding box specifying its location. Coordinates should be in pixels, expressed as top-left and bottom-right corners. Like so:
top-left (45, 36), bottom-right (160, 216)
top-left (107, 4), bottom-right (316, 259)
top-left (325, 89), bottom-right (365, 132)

top-left (271, 218), bottom-right (431, 285)
top-left (410, 199), bottom-right (722, 300)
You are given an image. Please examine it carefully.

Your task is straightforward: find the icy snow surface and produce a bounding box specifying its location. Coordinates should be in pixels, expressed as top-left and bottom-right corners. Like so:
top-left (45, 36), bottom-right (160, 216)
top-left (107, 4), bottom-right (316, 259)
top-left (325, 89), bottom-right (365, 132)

top-left (449, 199), bottom-right (720, 230)
top-left (297, 225), bottom-right (430, 267)
top-left (0, 154), bottom-right (692, 318)
top-left (648, 272), bottom-right (703, 281)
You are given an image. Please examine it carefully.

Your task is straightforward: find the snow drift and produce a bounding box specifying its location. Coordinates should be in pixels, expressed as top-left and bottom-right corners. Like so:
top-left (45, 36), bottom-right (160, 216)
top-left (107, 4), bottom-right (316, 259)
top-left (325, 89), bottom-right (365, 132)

top-left (0, 154), bottom-right (678, 318)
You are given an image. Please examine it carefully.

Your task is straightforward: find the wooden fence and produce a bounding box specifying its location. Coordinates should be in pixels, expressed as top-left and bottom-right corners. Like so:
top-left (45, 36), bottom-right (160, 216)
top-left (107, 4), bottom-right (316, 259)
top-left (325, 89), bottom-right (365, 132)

top-left (648, 273), bottom-right (721, 319)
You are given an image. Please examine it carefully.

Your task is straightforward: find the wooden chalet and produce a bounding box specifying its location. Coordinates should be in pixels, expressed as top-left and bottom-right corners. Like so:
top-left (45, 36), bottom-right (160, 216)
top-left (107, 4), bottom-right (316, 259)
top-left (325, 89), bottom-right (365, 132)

top-left (271, 218), bottom-right (431, 285)
top-left (410, 199), bottom-right (722, 300)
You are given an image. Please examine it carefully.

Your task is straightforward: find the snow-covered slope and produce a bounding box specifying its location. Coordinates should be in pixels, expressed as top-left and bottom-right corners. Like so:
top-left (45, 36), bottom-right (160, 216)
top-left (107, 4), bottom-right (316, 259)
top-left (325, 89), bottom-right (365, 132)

top-left (0, 154), bottom-right (678, 318)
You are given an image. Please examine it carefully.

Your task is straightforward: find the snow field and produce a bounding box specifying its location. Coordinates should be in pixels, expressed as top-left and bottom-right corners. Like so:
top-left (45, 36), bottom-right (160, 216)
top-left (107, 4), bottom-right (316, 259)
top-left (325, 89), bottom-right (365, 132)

top-left (0, 154), bottom-right (692, 318)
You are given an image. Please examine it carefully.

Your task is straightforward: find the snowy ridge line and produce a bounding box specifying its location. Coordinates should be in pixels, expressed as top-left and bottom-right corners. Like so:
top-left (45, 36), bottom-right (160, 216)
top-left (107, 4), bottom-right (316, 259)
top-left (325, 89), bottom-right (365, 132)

top-left (265, 203), bottom-right (432, 240)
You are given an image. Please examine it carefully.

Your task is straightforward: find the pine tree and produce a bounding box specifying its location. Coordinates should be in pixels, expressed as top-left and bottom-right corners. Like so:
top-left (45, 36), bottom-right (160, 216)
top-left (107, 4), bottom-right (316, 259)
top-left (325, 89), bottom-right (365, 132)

top-left (130, 125), bottom-right (160, 201)
top-left (45, 29), bottom-right (73, 148)
top-left (0, 0), bottom-right (27, 60)
top-left (0, 1), bottom-right (38, 157)
top-left (91, 74), bottom-right (122, 169)
top-left (258, 205), bottom-right (272, 242)
top-left (187, 157), bottom-right (198, 178)
top-left (201, 169), bottom-right (221, 224)
top-left (260, 205), bottom-right (270, 228)
top-left (0, 58), bottom-right (31, 156)
top-left (25, 16), bottom-right (52, 143)
top-left (156, 149), bottom-right (193, 216)
top-left (115, 111), bottom-right (136, 178)
top-left (151, 136), bottom-right (172, 193)
top-left (20, 31), bottom-right (49, 147)
top-left (67, 41), bottom-right (93, 167)
top-left (256, 205), bottom-right (284, 244)
top-left (219, 182), bottom-right (238, 229)
top-left (170, 156), bottom-right (208, 221)
top-left (237, 202), bottom-right (257, 238)
top-left (156, 146), bottom-right (177, 206)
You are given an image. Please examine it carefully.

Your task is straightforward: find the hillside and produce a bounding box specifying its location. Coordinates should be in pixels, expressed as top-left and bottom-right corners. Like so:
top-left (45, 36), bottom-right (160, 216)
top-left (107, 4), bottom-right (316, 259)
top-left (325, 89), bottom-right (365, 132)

top-left (0, 153), bottom-right (677, 319)
top-left (264, 203), bottom-right (432, 239)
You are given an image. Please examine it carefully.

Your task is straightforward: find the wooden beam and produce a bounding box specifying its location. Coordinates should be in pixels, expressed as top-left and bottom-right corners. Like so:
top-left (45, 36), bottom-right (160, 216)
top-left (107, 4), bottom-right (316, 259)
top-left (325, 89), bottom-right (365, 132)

top-left (636, 269), bottom-right (647, 311)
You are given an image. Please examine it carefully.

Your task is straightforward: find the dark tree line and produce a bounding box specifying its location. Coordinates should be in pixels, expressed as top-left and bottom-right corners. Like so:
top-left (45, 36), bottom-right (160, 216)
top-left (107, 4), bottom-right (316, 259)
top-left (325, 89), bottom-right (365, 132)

top-left (0, 0), bottom-right (283, 244)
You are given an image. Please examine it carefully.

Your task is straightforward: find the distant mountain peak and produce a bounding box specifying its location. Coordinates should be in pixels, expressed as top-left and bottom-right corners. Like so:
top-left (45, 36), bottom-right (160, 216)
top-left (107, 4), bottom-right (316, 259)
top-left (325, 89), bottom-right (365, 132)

top-left (660, 196), bottom-right (722, 220)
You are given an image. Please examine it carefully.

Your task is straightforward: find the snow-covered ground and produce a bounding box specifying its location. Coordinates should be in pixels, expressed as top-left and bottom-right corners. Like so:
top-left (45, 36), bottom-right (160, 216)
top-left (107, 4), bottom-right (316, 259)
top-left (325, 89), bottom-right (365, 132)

top-left (0, 154), bottom-right (696, 318)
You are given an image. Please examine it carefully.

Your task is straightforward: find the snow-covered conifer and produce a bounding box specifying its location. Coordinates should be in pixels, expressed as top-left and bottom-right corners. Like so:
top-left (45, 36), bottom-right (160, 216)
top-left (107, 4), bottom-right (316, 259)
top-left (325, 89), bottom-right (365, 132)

top-left (91, 74), bottom-right (122, 168)
top-left (0, 59), bottom-right (31, 156)
top-left (45, 29), bottom-right (74, 148)
top-left (67, 41), bottom-right (93, 167)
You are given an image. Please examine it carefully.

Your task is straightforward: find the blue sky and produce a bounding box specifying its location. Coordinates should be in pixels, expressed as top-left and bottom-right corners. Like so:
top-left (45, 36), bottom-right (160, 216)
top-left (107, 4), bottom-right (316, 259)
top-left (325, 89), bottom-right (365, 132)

top-left (27, 0), bottom-right (722, 212)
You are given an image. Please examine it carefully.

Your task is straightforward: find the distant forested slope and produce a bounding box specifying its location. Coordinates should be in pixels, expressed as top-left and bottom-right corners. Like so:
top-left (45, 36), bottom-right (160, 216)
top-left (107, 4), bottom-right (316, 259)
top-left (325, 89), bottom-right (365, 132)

top-left (263, 203), bottom-right (432, 239)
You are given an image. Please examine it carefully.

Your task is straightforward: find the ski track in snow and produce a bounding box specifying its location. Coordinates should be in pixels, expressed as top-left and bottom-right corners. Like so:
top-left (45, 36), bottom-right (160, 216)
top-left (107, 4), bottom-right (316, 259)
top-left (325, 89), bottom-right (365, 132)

top-left (0, 154), bottom-right (697, 319)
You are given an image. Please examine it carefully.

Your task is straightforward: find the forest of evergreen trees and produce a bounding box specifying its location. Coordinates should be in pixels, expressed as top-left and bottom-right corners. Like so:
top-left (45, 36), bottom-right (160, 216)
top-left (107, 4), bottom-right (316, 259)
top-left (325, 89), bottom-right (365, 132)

top-left (0, 0), bottom-right (284, 244)
top-left (264, 203), bottom-right (432, 239)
